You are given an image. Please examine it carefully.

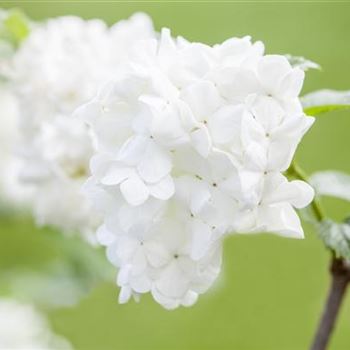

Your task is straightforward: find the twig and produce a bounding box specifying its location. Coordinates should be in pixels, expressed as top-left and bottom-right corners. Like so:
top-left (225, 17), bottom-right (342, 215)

top-left (287, 162), bottom-right (350, 350)
top-left (310, 258), bottom-right (350, 350)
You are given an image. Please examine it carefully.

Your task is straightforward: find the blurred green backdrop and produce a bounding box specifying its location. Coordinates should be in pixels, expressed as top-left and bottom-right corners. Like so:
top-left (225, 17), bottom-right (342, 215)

top-left (1, 1), bottom-right (350, 349)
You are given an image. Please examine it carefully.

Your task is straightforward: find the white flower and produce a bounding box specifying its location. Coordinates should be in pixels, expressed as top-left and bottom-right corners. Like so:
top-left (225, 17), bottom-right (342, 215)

top-left (11, 14), bottom-right (155, 239)
top-left (98, 205), bottom-right (222, 310)
top-left (0, 88), bottom-right (31, 207)
top-left (79, 28), bottom-right (314, 308)
top-left (0, 299), bottom-right (72, 350)
top-left (99, 136), bottom-right (174, 206)
top-left (236, 173), bottom-right (315, 238)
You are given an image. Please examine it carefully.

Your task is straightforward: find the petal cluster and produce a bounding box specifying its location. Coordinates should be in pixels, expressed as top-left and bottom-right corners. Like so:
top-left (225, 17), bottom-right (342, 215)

top-left (11, 14), bottom-right (155, 240)
top-left (79, 29), bottom-right (315, 308)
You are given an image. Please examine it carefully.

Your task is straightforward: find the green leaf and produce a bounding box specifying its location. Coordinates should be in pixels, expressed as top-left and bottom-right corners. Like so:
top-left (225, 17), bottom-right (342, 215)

top-left (4, 10), bottom-right (30, 45)
top-left (318, 220), bottom-right (350, 259)
top-left (285, 54), bottom-right (320, 71)
top-left (0, 225), bottom-right (114, 309)
top-left (302, 90), bottom-right (350, 116)
top-left (309, 171), bottom-right (350, 202)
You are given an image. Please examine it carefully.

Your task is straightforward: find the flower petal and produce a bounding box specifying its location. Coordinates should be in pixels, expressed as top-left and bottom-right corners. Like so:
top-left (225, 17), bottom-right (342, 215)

top-left (155, 261), bottom-right (190, 298)
top-left (101, 163), bottom-right (133, 185)
top-left (191, 126), bottom-right (212, 158)
top-left (148, 175), bottom-right (175, 200)
top-left (96, 224), bottom-right (115, 245)
top-left (208, 105), bottom-right (243, 144)
top-left (257, 55), bottom-right (291, 95)
top-left (190, 219), bottom-right (213, 260)
top-left (263, 174), bottom-right (314, 209)
top-left (137, 142), bottom-right (172, 183)
top-left (118, 135), bottom-right (148, 165)
top-left (120, 172), bottom-right (150, 206)
top-left (257, 203), bottom-right (304, 239)
top-left (180, 80), bottom-right (222, 121)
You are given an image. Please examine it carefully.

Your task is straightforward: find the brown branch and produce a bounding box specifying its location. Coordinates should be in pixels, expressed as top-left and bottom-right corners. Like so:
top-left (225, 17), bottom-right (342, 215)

top-left (310, 258), bottom-right (350, 350)
top-left (287, 162), bottom-right (349, 350)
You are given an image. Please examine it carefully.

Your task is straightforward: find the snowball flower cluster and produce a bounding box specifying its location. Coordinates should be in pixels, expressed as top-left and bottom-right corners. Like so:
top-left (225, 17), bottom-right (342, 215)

top-left (11, 13), bottom-right (155, 240)
top-left (0, 299), bottom-right (72, 349)
top-left (78, 29), bottom-right (315, 309)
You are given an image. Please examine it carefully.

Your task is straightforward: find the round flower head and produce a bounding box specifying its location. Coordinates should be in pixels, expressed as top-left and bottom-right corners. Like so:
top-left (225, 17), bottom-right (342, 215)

top-left (11, 13), bottom-right (155, 240)
top-left (0, 299), bottom-right (72, 349)
top-left (78, 28), bottom-right (314, 308)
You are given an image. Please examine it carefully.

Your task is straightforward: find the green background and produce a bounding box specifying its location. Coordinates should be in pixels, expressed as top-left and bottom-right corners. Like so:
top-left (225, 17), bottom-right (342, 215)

top-left (1, 1), bottom-right (350, 349)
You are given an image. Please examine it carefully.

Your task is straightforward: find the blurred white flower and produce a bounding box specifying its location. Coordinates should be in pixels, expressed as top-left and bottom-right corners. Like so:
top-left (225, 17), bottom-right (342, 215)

top-left (0, 88), bottom-right (31, 207)
top-left (0, 299), bottom-right (72, 350)
top-left (0, 11), bottom-right (31, 208)
top-left (78, 29), bottom-right (314, 308)
top-left (11, 13), bottom-right (155, 240)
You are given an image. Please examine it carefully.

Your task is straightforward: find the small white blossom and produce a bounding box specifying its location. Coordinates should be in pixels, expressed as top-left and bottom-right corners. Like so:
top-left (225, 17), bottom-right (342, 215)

top-left (79, 28), bottom-right (314, 308)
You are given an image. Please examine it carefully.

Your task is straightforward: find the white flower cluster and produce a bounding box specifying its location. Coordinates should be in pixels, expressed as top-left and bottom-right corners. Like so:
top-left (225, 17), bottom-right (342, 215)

top-left (0, 299), bottom-right (72, 350)
top-left (0, 12), bottom-right (30, 208)
top-left (78, 29), bottom-right (315, 308)
top-left (0, 88), bottom-right (27, 206)
top-left (11, 13), bottom-right (155, 240)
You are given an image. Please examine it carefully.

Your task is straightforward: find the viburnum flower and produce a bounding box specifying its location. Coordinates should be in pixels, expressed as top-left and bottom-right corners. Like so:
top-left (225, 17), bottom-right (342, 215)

top-left (77, 28), bottom-right (315, 308)
top-left (11, 13), bottom-right (155, 240)
top-left (0, 299), bottom-right (72, 349)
